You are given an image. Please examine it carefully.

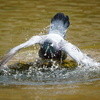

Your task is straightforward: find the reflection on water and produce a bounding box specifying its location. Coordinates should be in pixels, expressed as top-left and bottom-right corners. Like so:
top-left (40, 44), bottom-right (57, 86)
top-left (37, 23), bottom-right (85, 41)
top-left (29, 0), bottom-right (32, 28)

top-left (0, 0), bottom-right (100, 100)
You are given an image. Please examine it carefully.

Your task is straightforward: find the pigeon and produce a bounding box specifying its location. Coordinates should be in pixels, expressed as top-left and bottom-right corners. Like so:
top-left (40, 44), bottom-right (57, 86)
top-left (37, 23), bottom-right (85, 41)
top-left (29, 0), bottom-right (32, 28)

top-left (0, 13), bottom-right (99, 68)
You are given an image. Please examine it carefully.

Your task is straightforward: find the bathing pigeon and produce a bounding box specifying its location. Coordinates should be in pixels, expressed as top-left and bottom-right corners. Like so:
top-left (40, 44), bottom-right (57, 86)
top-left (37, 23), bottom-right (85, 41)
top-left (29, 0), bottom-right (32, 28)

top-left (0, 13), bottom-right (99, 68)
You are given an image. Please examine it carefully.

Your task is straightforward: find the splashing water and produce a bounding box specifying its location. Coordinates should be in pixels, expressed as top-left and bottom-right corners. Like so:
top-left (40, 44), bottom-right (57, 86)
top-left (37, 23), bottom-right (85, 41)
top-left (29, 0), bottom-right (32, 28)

top-left (0, 25), bottom-right (100, 85)
top-left (39, 25), bottom-right (50, 36)
top-left (0, 49), bottom-right (100, 86)
top-left (0, 26), bottom-right (100, 85)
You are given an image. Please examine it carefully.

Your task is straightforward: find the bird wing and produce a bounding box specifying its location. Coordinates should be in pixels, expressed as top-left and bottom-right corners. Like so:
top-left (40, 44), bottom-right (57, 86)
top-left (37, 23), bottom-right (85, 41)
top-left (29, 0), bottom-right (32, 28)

top-left (61, 40), bottom-right (99, 66)
top-left (0, 35), bottom-right (44, 67)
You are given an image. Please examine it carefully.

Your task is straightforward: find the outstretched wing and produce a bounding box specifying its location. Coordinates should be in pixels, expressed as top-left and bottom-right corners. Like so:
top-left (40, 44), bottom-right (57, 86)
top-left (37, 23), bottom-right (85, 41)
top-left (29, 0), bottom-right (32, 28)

top-left (61, 40), bottom-right (99, 66)
top-left (0, 35), bottom-right (44, 67)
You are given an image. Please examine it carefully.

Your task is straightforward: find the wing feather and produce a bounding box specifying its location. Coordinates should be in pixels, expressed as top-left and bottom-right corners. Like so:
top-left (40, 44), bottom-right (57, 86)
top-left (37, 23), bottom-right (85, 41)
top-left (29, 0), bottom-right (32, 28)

top-left (0, 36), bottom-right (43, 67)
top-left (61, 40), bottom-right (99, 66)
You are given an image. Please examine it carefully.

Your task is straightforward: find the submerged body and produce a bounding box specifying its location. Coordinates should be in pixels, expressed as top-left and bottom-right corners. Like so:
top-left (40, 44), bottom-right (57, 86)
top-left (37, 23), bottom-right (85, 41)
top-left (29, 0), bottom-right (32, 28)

top-left (0, 13), bottom-right (99, 69)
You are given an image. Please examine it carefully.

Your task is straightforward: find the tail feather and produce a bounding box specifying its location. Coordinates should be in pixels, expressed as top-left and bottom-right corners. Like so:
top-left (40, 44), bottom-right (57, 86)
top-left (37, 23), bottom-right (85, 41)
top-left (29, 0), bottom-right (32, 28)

top-left (51, 13), bottom-right (70, 28)
top-left (49, 13), bottom-right (70, 37)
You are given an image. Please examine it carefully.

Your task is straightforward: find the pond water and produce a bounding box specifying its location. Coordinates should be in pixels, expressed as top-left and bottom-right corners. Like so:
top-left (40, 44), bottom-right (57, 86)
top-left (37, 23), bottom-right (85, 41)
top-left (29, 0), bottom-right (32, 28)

top-left (0, 0), bottom-right (100, 100)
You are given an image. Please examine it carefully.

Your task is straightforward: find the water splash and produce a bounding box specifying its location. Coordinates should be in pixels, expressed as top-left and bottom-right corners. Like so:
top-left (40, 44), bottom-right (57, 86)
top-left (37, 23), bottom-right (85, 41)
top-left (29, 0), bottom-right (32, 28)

top-left (0, 28), bottom-right (100, 86)
top-left (39, 25), bottom-right (50, 36)
top-left (0, 49), bottom-right (100, 85)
